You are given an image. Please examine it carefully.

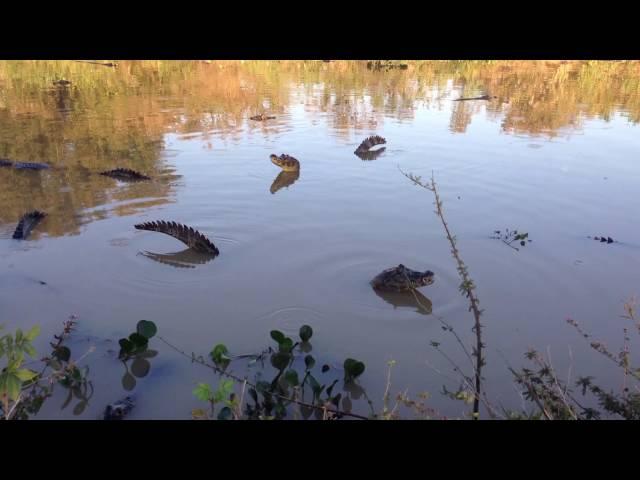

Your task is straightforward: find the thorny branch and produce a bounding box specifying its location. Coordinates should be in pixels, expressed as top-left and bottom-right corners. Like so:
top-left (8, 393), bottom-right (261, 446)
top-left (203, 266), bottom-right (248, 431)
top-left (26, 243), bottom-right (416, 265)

top-left (399, 167), bottom-right (485, 419)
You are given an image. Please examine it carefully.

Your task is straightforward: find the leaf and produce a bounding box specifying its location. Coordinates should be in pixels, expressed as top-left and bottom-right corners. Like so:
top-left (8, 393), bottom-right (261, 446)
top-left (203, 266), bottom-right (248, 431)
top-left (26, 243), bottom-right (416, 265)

top-left (284, 370), bottom-right (299, 387)
top-left (192, 408), bottom-right (208, 420)
top-left (119, 338), bottom-right (133, 353)
top-left (270, 352), bottom-right (291, 371)
top-left (308, 374), bottom-right (323, 396)
top-left (24, 344), bottom-right (37, 358)
top-left (304, 355), bottom-right (315, 370)
top-left (61, 389), bottom-right (73, 410)
top-left (218, 379), bottom-right (234, 397)
top-left (136, 320), bottom-right (157, 339)
top-left (15, 368), bottom-right (38, 382)
top-left (344, 358), bottom-right (366, 380)
top-left (249, 388), bottom-right (258, 403)
top-left (122, 372), bottom-right (136, 391)
top-left (131, 358), bottom-right (151, 378)
top-left (256, 381), bottom-right (271, 394)
top-left (210, 344), bottom-right (230, 364)
top-left (193, 383), bottom-right (213, 402)
top-left (270, 330), bottom-right (286, 345)
top-left (49, 359), bottom-right (62, 371)
top-left (300, 404), bottom-right (314, 419)
top-left (4, 374), bottom-right (21, 401)
top-left (191, 408), bottom-right (208, 420)
top-left (71, 386), bottom-right (84, 400)
top-left (321, 364), bottom-right (330, 373)
top-left (128, 333), bottom-right (148, 348)
top-left (275, 402), bottom-right (287, 418)
top-left (73, 401), bottom-right (87, 416)
top-left (138, 349), bottom-right (158, 359)
top-left (326, 379), bottom-right (339, 398)
top-left (217, 406), bottom-right (233, 420)
top-left (25, 325), bottom-right (41, 342)
top-left (342, 396), bottom-right (352, 412)
top-left (54, 346), bottom-right (71, 363)
top-left (299, 325), bottom-right (313, 342)
top-left (7, 352), bottom-right (24, 372)
top-left (278, 337), bottom-right (294, 353)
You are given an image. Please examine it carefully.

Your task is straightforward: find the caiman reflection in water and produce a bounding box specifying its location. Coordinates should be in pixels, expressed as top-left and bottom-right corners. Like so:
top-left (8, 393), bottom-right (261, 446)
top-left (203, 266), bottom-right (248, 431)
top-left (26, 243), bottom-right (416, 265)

top-left (354, 147), bottom-right (386, 161)
top-left (373, 288), bottom-right (433, 316)
top-left (270, 170), bottom-right (300, 194)
top-left (139, 248), bottom-right (217, 269)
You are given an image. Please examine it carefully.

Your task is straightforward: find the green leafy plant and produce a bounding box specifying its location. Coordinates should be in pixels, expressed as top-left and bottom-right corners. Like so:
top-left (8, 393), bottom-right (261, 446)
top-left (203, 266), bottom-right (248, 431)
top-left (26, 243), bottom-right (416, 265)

top-left (192, 378), bottom-right (239, 420)
top-left (490, 229), bottom-right (532, 251)
top-left (117, 320), bottom-right (158, 392)
top-left (0, 325), bottom-right (40, 417)
top-left (165, 324), bottom-right (371, 420)
top-left (1, 316), bottom-right (96, 420)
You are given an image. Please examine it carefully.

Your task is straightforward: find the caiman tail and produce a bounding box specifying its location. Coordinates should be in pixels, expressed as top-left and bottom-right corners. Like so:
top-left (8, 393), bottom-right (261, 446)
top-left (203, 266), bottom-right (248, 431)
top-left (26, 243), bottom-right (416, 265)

top-left (134, 221), bottom-right (219, 255)
top-left (12, 211), bottom-right (47, 240)
top-left (354, 135), bottom-right (386, 154)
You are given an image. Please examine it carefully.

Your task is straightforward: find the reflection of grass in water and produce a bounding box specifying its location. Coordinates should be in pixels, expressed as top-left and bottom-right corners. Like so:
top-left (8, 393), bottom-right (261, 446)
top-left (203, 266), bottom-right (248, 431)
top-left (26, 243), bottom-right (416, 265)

top-left (1, 60), bottom-right (639, 237)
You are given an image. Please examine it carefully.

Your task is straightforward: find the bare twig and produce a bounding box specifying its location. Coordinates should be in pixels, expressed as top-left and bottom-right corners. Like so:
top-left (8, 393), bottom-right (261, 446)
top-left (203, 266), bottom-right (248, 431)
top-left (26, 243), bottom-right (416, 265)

top-left (501, 239), bottom-right (520, 251)
top-left (400, 167), bottom-right (485, 419)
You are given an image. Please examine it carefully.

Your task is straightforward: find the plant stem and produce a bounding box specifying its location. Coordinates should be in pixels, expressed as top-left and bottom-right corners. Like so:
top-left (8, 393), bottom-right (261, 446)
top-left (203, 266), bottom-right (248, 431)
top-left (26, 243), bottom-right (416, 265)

top-left (400, 167), bottom-right (485, 419)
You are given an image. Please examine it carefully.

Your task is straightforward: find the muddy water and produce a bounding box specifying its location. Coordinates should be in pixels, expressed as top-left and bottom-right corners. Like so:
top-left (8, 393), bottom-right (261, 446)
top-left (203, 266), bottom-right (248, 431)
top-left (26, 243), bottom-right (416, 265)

top-left (0, 61), bottom-right (639, 419)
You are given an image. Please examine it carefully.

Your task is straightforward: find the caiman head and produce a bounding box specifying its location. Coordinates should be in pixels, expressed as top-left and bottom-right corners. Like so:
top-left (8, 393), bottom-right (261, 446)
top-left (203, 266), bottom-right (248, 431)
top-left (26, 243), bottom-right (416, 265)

top-left (270, 154), bottom-right (300, 172)
top-left (397, 264), bottom-right (435, 288)
top-left (270, 154), bottom-right (282, 167)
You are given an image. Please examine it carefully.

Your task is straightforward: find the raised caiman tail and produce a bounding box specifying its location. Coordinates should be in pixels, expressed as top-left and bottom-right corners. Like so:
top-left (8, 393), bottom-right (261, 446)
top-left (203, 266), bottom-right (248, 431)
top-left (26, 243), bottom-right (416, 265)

top-left (134, 221), bottom-right (219, 255)
top-left (12, 211), bottom-right (47, 240)
top-left (354, 135), bottom-right (386, 154)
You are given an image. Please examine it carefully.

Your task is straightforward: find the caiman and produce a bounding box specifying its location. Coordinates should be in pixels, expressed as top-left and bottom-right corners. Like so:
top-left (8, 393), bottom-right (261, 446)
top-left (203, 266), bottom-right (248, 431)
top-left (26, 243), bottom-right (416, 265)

top-left (370, 264), bottom-right (435, 292)
top-left (12, 211), bottom-right (47, 240)
top-left (250, 114), bottom-right (276, 121)
top-left (354, 135), bottom-right (386, 155)
top-left (99, 168), bottom-right (151, 182)
top-left (134, 221), bottom-right (220, 255)
top-left (453, 95), bottom-right (497, 101)
top-left (0, 159), bottom-right (51, 170)
top-left (104, 396), bottom-right (135, 420)
top-left (270, 154), bottom-right (300, 172)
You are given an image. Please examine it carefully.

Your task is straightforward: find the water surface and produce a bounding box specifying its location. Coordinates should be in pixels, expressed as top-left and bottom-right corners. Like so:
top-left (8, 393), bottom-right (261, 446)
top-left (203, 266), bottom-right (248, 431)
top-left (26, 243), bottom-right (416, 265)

top-left (1, 60), bottom-right (639, 418)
